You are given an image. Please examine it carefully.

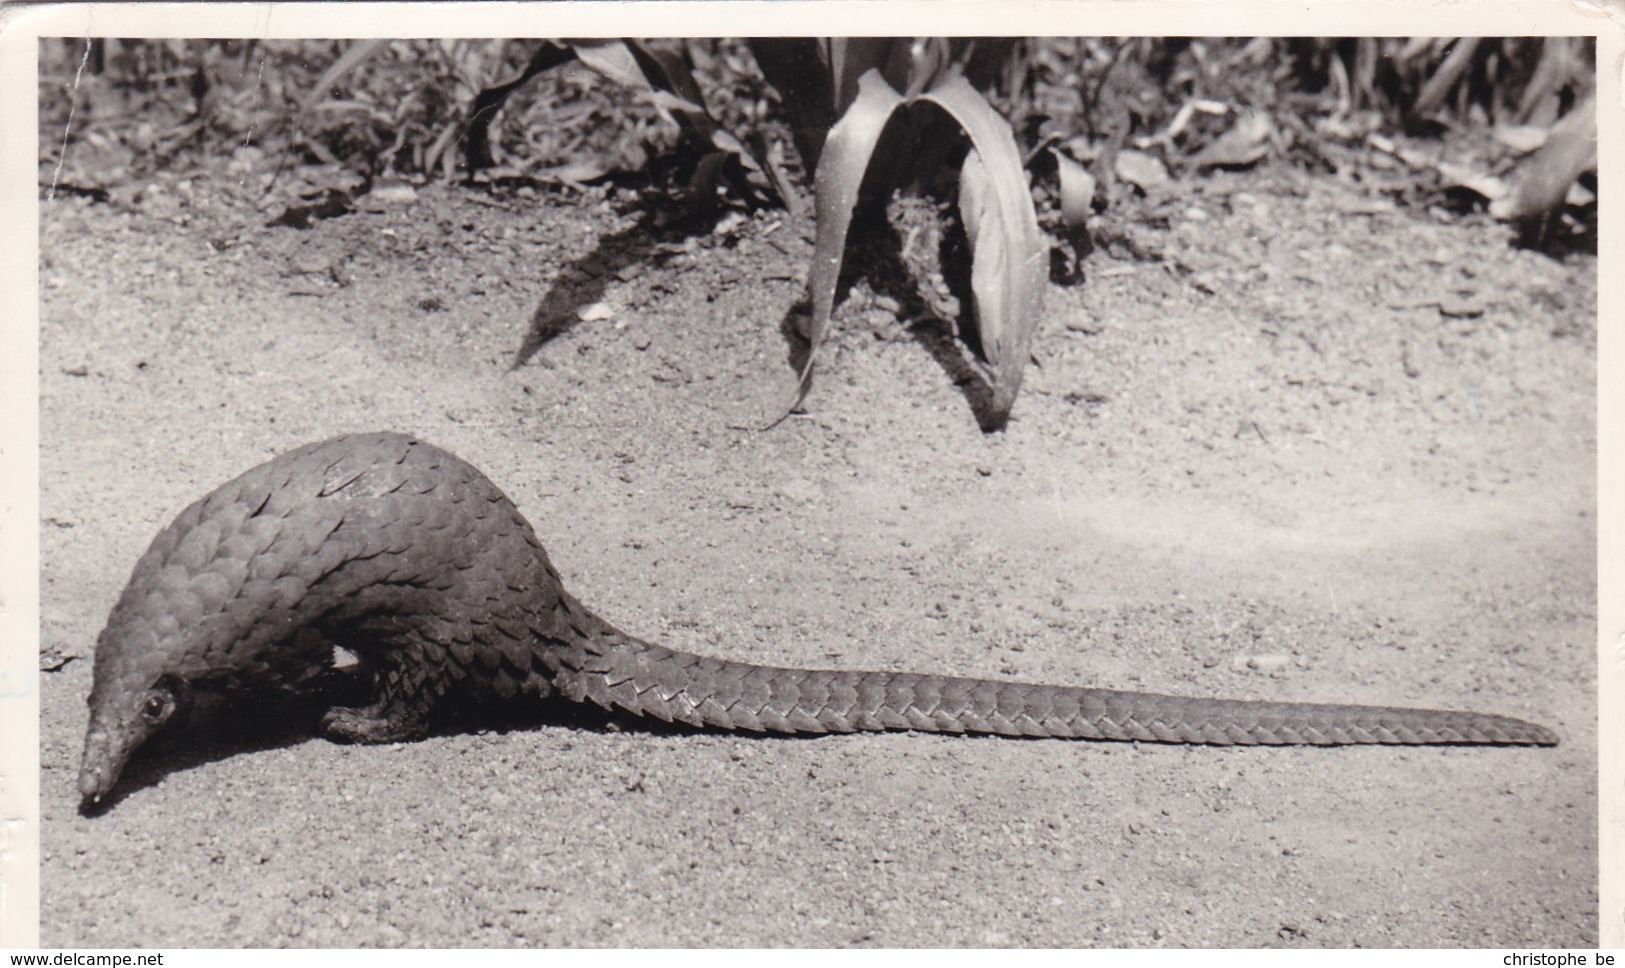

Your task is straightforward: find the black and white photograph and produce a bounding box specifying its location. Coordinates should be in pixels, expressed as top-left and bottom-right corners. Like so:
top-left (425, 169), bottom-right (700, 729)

top-left (8, 1), bottom-right (1612, 952)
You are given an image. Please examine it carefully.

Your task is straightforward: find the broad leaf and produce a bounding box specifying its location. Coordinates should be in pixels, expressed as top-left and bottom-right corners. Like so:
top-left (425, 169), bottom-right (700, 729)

top-left (795, 69), bottom-right (905, 402)
top-left (568, 40), bottom-right (779, 206)
top-left (464, 42), bottom-right (577, 171)
top-left (566, 39), bottom-right (650, 91)
top-left (748, 39), bottom-right (836, 171)
top-left (621, 40), bottom-right (708, 107)
top-left (1491, 92), bottom-right (1597, 221)
top-left (918, 76), bottom-right (1045, 427)
top-left (1055, 151), bottom-right (1095, 230)
top-left (570, 40), bottom-right (706, 119)
top-left (830, 39), bottom-right (900, 114)
top-left (900, 38), bottom-right (951, 97)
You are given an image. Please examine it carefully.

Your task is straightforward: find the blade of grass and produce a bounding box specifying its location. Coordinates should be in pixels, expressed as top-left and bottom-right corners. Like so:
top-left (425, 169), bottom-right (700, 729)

top-left (1414, 38), bottom-right (1481, 116)
top-left (299, 39), bottom-right (388, 114)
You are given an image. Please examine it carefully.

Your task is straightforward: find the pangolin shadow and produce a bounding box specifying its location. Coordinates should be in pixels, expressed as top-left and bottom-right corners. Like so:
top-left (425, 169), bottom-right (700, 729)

top-left (77, 677), bottom-right (862, 815)
top-left (76, 690), bottom-right (332, 816)
top-left (92, 669), bottom-right (1146, 814)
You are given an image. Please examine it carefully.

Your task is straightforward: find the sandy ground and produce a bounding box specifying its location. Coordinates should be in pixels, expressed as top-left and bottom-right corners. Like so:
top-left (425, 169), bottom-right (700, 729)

top-left (36, 166), bottom-right (1595, 946)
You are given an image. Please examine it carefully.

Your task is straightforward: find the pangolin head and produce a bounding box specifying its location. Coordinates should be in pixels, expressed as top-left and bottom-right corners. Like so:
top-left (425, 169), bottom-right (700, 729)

top-left (76, 560), bottom-right (219, 810)
top-left (77, 469), bottom-right (299, 811)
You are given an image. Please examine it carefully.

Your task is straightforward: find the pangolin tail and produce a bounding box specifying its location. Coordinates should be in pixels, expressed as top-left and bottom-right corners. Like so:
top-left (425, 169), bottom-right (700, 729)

top-left (554, 633), bottom-right (1557, 747)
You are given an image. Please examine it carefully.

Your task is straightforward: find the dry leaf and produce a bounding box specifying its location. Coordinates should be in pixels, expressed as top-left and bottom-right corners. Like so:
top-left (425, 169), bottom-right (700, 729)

top-left (1116, 150), bottom-right (1170, 192)
top-left (1191, 111), bottom-right (1274, 169)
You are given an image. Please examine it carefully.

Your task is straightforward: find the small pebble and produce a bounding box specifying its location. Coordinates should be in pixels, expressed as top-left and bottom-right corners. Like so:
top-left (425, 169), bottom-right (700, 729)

top-left (777, 477), bottom-right (820, 504)
top-left (1439, 295), bottom-right (1484, 318)
top-left (366, 183), bottom-right (418, 206)
top-left (577, 302), bottom-right (613, 322)
top-left (1233, 654), bottom-right (1292, 673)
top-left (39, 647), bottom-right (77, 672)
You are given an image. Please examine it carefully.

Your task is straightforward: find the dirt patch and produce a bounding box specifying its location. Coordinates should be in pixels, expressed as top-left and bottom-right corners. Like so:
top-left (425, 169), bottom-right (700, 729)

top-left (38, 164), bottom-right (1595, 946)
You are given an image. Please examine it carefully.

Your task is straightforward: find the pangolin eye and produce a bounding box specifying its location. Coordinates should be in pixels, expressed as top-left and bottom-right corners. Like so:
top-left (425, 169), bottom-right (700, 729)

top-left (142, 696), bottom-right (168, 721)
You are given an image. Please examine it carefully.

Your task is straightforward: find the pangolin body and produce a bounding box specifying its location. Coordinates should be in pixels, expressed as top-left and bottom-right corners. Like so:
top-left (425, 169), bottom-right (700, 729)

top-left (78, 431), bottom-right (1558, 808)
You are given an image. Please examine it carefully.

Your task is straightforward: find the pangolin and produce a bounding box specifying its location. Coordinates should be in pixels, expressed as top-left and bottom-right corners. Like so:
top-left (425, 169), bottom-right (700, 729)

top-left (77, 431), bottom-right (1558, 809)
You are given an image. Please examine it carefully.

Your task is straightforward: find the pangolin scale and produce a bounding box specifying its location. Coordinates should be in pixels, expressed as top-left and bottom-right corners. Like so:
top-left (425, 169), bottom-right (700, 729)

top-left (77, 431), bottom-right (1558, 808)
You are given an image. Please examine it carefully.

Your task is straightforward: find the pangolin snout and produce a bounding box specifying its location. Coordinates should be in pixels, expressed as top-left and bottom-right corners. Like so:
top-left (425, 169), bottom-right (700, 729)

top-left (76, 726), bottom-right (128, 809)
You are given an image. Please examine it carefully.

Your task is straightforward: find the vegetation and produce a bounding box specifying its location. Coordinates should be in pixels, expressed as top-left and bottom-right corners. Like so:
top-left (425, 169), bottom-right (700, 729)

top-left (40, 37), bottom-right (1595, 429)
